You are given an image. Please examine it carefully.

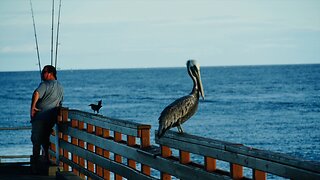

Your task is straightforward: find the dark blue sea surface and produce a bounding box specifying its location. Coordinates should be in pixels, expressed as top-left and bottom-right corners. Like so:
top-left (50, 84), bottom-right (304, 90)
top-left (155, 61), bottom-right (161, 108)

top-left (0, 64), bottom-right (319, 177)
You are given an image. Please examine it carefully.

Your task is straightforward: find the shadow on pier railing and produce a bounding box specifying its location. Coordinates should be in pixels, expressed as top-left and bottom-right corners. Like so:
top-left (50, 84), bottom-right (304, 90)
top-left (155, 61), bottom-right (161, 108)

top-left (50, 107), bottom-right (320, 180)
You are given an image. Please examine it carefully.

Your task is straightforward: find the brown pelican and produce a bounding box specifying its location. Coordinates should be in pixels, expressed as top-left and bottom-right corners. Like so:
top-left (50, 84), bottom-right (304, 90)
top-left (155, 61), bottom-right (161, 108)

top-left (157, 60), bottom-right (205, 138)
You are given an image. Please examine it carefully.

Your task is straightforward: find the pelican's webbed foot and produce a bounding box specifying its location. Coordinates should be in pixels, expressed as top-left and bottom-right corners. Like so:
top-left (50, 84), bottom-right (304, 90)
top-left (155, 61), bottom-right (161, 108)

top-left (177, 125), bottom-right (184, 134)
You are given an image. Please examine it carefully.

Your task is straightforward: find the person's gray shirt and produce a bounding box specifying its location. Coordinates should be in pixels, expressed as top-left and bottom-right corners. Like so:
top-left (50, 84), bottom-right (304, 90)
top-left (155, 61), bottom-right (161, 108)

top-left (33, 80), bottom-right (63, 121)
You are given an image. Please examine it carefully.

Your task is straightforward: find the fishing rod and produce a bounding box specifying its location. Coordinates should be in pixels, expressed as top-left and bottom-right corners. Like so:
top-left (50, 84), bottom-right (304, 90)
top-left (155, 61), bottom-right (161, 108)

top-left (54, 0), bottom-right (62, 68)
top-left (50, 0), bottom-right (55, 66)
top-left (30, 0), bottom-right (62, 75)
top-left (29, 0), bottom-right (42, 80)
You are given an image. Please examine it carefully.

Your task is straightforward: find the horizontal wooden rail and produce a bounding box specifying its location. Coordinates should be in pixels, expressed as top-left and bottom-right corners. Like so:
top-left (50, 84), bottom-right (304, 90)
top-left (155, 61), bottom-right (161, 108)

top-left (51, 128), bottom-right (230, 179)
top-left (155, 130), bottom-right (320, 180)
top-left (0, 155), bottom-right (31, 163)
top-left (49, 107), bottom-right (320, 180)
top-left (0, 155), bottom-right (30, 159)
top-left (0, 126), bottom-right (31, 130)
top-left (51, 123), bottom-right (228, 179)
top-left (68, 109), bottom-right (150, 137)
top-left (50, 107), bottom-right (153, 180)
top-left (58, 141), bottom-right (156, 180)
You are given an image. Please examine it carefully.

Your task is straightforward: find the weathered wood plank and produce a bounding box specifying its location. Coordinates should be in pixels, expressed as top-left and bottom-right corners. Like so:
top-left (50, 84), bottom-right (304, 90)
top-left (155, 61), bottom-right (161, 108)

top-left (68, 111), bottom-right (139, 136)
top-left (156, 131), bottom-right (236, 161)
top-left (155, 130), bottom-right (232, 150)
top-left (58, 129), bottom-right (231, 180)
top-left (226, 144), bottom-right (320, 173)
top-left (68, 109), bottom-right (150, 132)
top-left (230, 163), bottom-right (243, 180)
top-left (56, 171), bottom-right (83, 180)
top-left (87, 124), bottom-right (95, 174)
top-left (155, 130), bottom-right (320, 179)
top-left (95, 127), bottom-right (103, 177)
top-left (102, 128), bottom-right (111, 179)
top-left (77, 121), bottom-right (85, 179)
top-left (158, 130), bottom-right (320, 174)
top-left (0, 155), bottom-right (30, 159)
top-left (205, 157), bottom-right (217, 172)
top-left (60, 125), bottom-right (117, 155)
top-left (253, 169), bottom-right (266, 180)
top-left (161, 145), bottom-right (172, 180)
top-left (59, 156), bottom-right (104, 180)
top-left (59, 141), bottom-right (157, 180)
top-left (71, 119), bottom-right (79, 175)
top-left (127, 135), bottom-right (137, 169)
top-left (53, 108), bottom-right (320, 180)
top-left (156, 130), bottom-right (320, 171)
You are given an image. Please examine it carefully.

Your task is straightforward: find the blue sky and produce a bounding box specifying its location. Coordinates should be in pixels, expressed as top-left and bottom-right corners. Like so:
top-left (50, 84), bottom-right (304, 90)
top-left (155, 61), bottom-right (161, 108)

top-left (0, 0), bottom-right (319, 71)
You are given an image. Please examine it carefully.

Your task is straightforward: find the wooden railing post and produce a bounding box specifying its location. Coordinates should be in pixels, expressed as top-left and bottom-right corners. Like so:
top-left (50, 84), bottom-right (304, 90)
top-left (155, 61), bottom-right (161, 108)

top-left (161, 145), bottom-right (171, 180)
top-left (253, 169), bottom-right (267, 180)
top-left (103, 129), bottom-right (111, 180)
top-left (179, 150), bottom-right (190, 164)
top-left (230, 163), bottom-right (243, 180)
top-left (95, 127), bottom-right (103, 177)
top-left (127, 135), bottom-right (136, 169)
top-left (71, 119), bottom-right (79, 175)
top-left (56, 107), bottom-right (64, 167)
top-left (50, 125), bottom-right (57, 163)
top-left (114, 131), bottom-right (122, 180)
top-left (61, 108), bottom-right (69, 171)
top-left (87, 124), bottom-right (95, 176)
top-left (49, 107), bottom-right (60, 163)
top-left (78, 121), bottom-right (85, 179)
top-left (205, 156), bottom-right (216, 172)
top-left (140, 128), bottom-right (151, 176)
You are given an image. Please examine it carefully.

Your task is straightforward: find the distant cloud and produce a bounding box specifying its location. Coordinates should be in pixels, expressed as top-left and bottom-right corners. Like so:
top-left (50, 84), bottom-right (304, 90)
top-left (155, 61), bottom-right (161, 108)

top-left (0, 45), bottom-right (34, 54)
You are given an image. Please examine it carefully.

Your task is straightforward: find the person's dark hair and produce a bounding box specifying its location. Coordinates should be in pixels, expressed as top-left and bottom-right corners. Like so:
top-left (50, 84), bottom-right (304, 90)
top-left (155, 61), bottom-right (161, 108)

top-left (42, 65), bottom-right (57, 80)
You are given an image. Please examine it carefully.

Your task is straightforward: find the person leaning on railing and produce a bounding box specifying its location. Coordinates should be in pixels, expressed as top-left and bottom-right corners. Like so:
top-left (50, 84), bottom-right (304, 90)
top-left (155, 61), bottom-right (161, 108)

top-left (30, 65), bottom-right (63, 174)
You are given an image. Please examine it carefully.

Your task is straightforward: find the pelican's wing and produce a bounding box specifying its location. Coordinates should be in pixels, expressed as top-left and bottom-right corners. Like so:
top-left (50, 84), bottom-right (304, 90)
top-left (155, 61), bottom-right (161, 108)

top-left (158, 94), bottom-right (197, 137)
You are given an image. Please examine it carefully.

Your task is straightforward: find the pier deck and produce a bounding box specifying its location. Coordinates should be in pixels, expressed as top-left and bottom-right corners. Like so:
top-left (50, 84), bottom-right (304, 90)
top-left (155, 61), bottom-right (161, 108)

top-left (0, 162), bottom-right (54, 180)
top-left (0, 162), bottom-right (81, 180)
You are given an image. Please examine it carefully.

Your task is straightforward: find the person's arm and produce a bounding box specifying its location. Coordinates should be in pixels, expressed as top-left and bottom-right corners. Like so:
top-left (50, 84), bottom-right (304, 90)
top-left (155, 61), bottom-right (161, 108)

top-left (30, 91), bottom-right (41, 119)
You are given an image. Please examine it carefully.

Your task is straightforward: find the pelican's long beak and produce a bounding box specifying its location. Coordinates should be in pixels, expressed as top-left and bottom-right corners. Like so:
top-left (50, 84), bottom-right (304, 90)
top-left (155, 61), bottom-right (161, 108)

top-left (187, 59), bottom-right (205, 100)
top-left (197, 72), bottom-right (205, 100)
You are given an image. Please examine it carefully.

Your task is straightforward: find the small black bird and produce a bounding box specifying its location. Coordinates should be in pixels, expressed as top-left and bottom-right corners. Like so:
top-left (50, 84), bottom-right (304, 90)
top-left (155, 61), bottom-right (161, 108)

top-left (89, 100), bottom-right (102, 114)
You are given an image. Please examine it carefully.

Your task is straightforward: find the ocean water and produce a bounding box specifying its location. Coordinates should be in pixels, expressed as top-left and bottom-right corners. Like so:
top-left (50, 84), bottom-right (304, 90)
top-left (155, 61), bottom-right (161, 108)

top-left (0, 64), bottom-right (319, 178)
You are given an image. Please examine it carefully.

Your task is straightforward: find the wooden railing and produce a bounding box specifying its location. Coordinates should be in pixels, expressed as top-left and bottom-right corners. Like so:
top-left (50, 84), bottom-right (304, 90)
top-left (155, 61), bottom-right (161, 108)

top-left (50, 107), bottom-right (153, 180)
top-left (49, 107), bottom-right (320, 180)
top-left (155, 131), bottom-right (320, 180)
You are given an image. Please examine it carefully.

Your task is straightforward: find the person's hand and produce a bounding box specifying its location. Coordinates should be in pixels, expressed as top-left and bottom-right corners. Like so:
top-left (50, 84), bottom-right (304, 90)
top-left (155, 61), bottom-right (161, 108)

top-left (31, 107), bottom-right (41, 119)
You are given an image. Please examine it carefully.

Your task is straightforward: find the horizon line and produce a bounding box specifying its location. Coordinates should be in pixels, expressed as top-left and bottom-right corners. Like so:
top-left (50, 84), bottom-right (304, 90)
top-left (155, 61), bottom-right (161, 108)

top-left (0, 62), bottom-right (319, 73)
